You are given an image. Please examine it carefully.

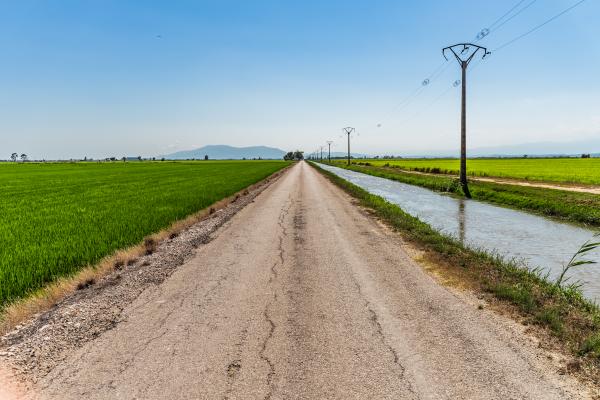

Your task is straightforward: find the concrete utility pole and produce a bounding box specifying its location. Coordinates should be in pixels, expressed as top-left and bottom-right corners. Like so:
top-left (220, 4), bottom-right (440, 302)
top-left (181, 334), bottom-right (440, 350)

top-left (343, 127), bottom-right (355, 165)
top-left (442, 43), bottom-right (489, 199)
top-left (326, 141), bottom-right (333, 163)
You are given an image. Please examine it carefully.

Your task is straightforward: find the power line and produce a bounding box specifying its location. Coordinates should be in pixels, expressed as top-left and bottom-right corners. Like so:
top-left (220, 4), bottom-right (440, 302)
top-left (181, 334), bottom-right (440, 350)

top-left (376, 60), bottom-right (450, 125)
top-left (399, 0), bottom-right (587, 123)
top-left (493, 0), bottom-right (588, 52)
top-left (472, 0), bottom-right (534, 41)
top-left (342, 127), bottom-right (355, 165)
top-left (487, 0), bottom-right (528, 31)
top-left (442, 43), bottom-right (489, 198)
top-left (487, 0), bottom-right (538, 34)
top-left (372, 0), bottom-right (539, 131)
top-left (394, 84), bottom-right (456, 128)
top-left (385, 1), bottom-right (588, 162)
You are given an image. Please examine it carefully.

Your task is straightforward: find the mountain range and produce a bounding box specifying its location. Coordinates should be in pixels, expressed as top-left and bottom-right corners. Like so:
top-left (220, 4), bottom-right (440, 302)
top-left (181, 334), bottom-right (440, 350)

top-left (164, 145), bottom-right (287, 160)
top-left (163, 138), bottom-right (600, 161)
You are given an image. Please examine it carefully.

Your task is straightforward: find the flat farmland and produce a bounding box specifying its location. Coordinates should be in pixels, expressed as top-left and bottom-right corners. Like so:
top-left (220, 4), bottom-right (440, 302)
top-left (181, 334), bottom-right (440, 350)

top-left (0, 161), bottom-right (288, 306)
top-left (362, 158), bottom-right (600, 185)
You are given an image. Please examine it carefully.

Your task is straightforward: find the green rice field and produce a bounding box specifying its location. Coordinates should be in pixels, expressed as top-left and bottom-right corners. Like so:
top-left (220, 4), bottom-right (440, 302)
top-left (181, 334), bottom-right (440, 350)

top-left (359, 158), bottom-right (600, 185)
top-left (0, 160), bottom-right (288, 306)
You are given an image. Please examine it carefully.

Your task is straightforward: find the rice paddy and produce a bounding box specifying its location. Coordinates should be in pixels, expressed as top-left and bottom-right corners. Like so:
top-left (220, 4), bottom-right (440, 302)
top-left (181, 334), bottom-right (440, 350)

top-left (359, 158), bottom-right (600, 185)
top-left (0, 160), bottom-right (288, 306)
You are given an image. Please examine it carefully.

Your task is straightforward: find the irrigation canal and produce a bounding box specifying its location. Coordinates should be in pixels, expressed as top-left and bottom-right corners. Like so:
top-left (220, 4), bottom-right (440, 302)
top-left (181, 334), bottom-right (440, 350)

top-left (317, 163), bottom-right (600, 302)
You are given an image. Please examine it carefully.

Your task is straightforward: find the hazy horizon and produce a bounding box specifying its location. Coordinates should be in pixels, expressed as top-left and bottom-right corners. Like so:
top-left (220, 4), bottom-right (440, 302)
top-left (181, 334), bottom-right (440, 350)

top-left (4, 137), bottom-right (600, 161)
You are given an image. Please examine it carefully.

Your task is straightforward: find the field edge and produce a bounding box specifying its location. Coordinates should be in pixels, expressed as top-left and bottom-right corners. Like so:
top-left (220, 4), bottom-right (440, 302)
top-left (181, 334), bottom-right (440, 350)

top-left (0, 163), bottom-right (293, 335)
top-left (354, 158), bottom-right (600, 187)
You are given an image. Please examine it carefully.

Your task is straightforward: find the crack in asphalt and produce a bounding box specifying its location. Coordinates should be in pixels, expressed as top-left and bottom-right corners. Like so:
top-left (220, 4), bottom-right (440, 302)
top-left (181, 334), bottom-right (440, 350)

top-left (259, 303), bottom-right (277, 400)
top-left (348, 272), bottom-right (417, 396)
top-left (223, 328), bottom-right (248, 400)
top-left (116, 267), bottom-right (233, 388)
top-left (258, 194), bottom-right (294, 400)
top-left (117, 295), bottom-right (185, 377)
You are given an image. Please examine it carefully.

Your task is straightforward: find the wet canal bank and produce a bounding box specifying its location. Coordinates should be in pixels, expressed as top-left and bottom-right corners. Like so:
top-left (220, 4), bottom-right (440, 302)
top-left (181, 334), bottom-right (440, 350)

top-left (317, 163), bottom-right (600, 302)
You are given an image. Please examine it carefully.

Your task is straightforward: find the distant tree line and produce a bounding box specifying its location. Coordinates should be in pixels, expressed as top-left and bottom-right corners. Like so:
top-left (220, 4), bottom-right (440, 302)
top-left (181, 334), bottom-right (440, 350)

top-left (283, 151), bottom-right (304, 161)
top-left (9, 153), bottom-right (27, 162)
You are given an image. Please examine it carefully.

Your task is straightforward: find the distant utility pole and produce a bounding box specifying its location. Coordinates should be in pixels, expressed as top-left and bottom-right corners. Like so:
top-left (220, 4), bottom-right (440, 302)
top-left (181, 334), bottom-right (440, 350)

top-left (343, 127), bottom-right (355, 165)
top-left (326, 141), bottom-right (333, 163)
top-left (442, 43), bottom-right (489, 199)
top-left (320, 146), bottom-right (324, 161)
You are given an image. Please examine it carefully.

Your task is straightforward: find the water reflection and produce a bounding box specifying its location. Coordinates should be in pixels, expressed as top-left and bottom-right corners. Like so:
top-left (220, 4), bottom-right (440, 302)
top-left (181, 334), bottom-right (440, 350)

top-left (458, 199), bottom-right (465, 245)
top-left (319, 164), bottom-right (600, 302)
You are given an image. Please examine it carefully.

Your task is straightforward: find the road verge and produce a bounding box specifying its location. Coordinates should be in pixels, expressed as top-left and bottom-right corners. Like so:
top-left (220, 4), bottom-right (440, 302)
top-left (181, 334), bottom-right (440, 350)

top-left (310, 162), bottom-right (600, 390)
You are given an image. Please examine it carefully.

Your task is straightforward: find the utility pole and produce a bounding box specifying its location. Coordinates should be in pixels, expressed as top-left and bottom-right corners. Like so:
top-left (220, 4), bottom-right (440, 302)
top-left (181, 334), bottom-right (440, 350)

top-left (320, 146), bottom-right (324, 162)
top-left (326, 141), bottom-right (333, 163)
top-left (343, 127), bottom-right (355, 165)
top-left (442, 43), bottom-right (489, 199)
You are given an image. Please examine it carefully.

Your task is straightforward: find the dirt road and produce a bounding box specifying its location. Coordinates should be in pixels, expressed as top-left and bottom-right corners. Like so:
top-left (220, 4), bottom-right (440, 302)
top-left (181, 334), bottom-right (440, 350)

top-left (472, 176), bottom-right (600, 194)
top-left (378, 166), bottom-right (600, 194)
top-left (2, 161), bottom-right (592, 399)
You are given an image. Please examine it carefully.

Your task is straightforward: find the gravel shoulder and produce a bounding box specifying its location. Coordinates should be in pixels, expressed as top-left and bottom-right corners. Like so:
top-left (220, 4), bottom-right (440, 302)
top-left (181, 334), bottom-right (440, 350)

top-left (0, 161), bottom-right (594, 399)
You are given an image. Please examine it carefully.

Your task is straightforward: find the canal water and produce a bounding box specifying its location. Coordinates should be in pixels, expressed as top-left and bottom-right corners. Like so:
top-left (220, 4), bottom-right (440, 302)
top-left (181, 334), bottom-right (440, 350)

top-left (318, 163), bottom-right (600, 302)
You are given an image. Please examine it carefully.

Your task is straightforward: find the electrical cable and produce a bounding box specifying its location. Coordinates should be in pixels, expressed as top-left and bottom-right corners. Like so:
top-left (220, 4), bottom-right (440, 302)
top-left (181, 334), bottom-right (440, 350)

top-left (397, 0), bottom-right (587, 126)
top-left (487, 0), bottom-right (538, 35)
top-left (493, 0), bottom-right (587, 52)
top-left (371, 0), bottom-right (537, 131)
top-left (363, 0), bottom-right (583, 138)
top-left (488, 0), bottom-right (528, 30)
top-left (395, 83), bottom-right (456, 128)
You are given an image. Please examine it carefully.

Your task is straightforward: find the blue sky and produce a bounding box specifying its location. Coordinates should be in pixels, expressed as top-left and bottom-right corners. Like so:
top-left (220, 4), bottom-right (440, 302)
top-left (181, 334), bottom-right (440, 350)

top-left (0, 0), bottom-right (598, 159)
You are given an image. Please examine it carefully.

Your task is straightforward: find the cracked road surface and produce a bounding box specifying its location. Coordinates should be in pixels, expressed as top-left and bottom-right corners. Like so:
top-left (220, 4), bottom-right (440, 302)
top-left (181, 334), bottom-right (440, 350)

top-left (31, 161), bottom-right (588, 399)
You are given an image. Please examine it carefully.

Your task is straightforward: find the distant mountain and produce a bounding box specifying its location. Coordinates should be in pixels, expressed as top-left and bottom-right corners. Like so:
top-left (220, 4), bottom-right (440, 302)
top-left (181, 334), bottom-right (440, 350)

top-left (164, 145), bottom-right (287, 160)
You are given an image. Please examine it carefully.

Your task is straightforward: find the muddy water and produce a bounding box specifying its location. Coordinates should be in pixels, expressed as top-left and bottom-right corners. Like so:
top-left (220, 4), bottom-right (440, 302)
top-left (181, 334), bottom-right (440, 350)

top-left (319, 163), bottom-right (600, 302)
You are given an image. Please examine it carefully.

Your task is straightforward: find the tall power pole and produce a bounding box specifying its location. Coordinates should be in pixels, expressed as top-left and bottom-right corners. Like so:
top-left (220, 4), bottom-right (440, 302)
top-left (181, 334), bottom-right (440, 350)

top-left (442, 43), bottom-right (488, 199)
top-left (326, 141), bottom-right (333, 163)
top-left (343, 127), bottom-right (355, 165)
top-left (320, 146), bottom-right (324, 161)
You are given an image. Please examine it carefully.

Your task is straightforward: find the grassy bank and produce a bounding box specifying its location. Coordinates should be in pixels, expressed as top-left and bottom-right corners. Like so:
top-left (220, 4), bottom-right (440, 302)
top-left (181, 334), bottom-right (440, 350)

top-left (360, 158), bottom-right (600, 186)
top-left (331, 161), bottom-right (600, 228)
top-left (310, 162), bottom-right (600, 378)
top-left (0, 161), bottom-right (289, 306)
